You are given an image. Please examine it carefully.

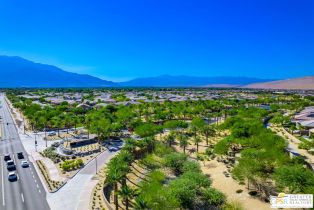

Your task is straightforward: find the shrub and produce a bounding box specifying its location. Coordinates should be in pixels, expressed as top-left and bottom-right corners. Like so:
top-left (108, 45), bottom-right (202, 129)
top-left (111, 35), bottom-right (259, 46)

top-left (61, 159), bottom-right (84, 171)
top-left (164, 152), bottom-right (187, 174)
top-left (140, 154), bottom-right (161, 170)
top-left (182, 160), bottom-right (201, 173)
top-left (148, 170), bottom-right (166, 183)
top-left (202, 187), bottom-right (226, 206)
top-left (214, 138), bottom-right (230, 155)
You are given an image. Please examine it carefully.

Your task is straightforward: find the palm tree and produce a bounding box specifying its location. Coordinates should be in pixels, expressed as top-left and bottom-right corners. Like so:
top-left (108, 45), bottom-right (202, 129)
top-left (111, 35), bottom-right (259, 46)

top-left (202, 125), bottom-right (216, 145)
top-left (193, 136), bottom-right (202, 153)
top-left (64, 115), bottom-right (71, 134)
top-left (165, 132), bottom-right (175, 147)
top-left (191, 117), bottom-right (206, 138)
top-left (179, 134), bottom-right (189, 154)
top-left (51, 116), bottom-right (60, 136)
top-left (106, 165), bottom-right (124, 210)
top-left (85, 114), bottom-right (92, 139)
top-left (124, 138), bottom-right (137, 154)
top-left (72, 116), bottom-right (80, 132)
top-left (118, 185), bottom-right (136, 210)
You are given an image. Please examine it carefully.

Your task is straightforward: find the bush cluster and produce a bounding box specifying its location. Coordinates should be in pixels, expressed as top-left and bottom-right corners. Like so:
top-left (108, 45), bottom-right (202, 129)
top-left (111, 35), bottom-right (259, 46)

top-left (61, 159), bottom-right (84, 171)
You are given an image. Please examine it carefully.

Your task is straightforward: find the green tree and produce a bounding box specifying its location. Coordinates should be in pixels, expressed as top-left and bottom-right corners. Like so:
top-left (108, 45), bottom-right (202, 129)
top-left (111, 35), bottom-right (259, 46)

top-left (273, 165), bottom-right (314, 193)
top-left (191, 117), bottom-right (206, 138)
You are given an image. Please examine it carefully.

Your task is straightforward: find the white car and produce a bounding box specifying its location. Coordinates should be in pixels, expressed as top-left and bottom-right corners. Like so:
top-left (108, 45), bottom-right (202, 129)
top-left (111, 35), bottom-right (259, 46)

top-left (21, 160), bottom-right (29, 168)
top-left (48, 131), bottom-right (56, 136)
top-left (8, 171), bottom-right (17, 181)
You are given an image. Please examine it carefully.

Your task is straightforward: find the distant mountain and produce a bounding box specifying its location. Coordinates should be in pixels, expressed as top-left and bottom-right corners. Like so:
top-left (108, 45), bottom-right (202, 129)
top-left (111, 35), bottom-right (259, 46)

top-left (244, 76), bottom-right (314, 90)
top-left (119, 74), bottom-right (273, 87)
top-left (1, 55), bottom-right (311, 89)
top-left (0, 55), bottom-right (115, 87)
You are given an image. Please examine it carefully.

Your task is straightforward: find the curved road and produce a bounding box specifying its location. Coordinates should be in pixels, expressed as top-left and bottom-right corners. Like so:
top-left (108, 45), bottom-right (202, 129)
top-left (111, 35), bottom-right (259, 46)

top-left (0, 94), bottom-right (50, 210)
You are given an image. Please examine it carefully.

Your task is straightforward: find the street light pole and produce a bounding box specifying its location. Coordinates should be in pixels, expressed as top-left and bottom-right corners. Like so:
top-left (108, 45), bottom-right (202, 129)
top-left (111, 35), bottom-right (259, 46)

top-left (95, 155), bottom-right (98, 174)
top-left (34, 132), bottom-right (37, 152)
top-left (23, 116), bottom-right (26, 134)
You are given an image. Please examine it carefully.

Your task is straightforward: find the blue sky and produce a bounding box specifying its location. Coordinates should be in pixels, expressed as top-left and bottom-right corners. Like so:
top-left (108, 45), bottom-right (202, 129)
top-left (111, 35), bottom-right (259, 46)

top-left (0, 0), bottom-right (313, 81)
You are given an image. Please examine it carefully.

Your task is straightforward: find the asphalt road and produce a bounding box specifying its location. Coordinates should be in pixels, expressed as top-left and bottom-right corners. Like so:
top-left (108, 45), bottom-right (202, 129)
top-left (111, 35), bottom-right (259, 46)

top-left (0, 94), bottom-right (50, 210)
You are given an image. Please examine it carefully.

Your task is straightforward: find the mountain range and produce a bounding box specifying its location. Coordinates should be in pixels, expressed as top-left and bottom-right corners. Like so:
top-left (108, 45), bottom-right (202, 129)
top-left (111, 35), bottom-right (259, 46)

top-left (0, 55), bottom-right (313, 89)
top-left (0, 56), bottom-right (115, 87)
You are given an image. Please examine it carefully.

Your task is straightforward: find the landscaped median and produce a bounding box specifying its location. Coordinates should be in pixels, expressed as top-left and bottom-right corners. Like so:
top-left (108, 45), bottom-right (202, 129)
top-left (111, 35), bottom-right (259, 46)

top-left (89, 167), bottom-right (109, 210)
top-left (36, 160), bottom-right (66, 192)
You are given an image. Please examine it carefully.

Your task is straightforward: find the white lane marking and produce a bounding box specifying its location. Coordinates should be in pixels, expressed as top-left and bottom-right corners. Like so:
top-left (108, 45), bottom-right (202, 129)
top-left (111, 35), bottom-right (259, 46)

top-left (21, 193), bottom-right (24, 203)
top-left (32, 175), bottom-right (35, 179)
top-left (36, 184), bottom-right (39, 188)
top-left (1, 160), bottom-right (5, 206)
top-left (34, 179), bottom-right (37, 183)
top-left (38, 189), bottom-right (41, 194)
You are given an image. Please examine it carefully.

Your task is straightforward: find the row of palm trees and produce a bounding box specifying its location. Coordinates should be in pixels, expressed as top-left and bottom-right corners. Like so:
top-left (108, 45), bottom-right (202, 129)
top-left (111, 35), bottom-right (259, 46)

top-left (105, 137), bottom-right (155, 210)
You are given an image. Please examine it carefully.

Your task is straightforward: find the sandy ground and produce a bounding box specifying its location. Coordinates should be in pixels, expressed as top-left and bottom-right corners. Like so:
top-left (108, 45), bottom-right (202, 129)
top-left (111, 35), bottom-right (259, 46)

top-left (202, 160), bottom-right (271, 210)
top-left (167, 131), bottom-right (272, 210)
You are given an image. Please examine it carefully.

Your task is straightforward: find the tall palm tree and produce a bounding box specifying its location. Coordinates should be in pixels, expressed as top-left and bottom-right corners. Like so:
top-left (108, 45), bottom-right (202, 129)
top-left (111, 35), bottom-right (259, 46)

top-left (64, 115), bottom-right (71, 134)
top-left (202, 125), bottom-right (216, 145)
top-left (85, 114), bottom-right (92, 139)
top-left (106, 166), bottom-right (123, 210)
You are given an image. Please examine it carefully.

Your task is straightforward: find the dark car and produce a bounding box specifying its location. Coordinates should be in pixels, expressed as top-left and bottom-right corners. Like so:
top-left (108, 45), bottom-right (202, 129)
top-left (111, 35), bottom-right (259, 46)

top-left (8, 172), bottom-right (17, 181)
top-left (4, 154), bottom-right (11, 161)
top-left (7, 160), bottom-right (16, 171)
top-left (17, 152), bottom-right (24, 159)
top-left (108, 146), bottom-right (119, 152)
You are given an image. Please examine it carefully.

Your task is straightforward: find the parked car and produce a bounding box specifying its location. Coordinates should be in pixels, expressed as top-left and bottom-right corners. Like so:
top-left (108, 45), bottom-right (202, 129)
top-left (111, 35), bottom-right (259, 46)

top-left (21, 160), bottom-right (29, 168)
top-left (8, 171), bottom-right (17, 181)
top-left (17, 152), bottom-right (24, 159)
top-left (108, 146), bottom-right (119, 152)
top-left (48, 131), bottom-right (56, 136)
top-left (4, 154), bottom-right (11, 161)
top-left (7, 160), bottom-right (16, 171)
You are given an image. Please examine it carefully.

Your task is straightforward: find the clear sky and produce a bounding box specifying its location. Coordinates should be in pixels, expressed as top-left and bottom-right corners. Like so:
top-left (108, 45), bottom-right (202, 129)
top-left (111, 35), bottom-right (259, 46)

top-left (0, 0), bottom-right (313, 81)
